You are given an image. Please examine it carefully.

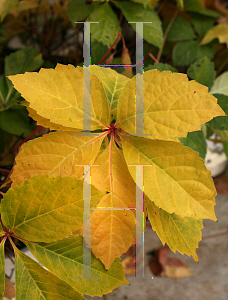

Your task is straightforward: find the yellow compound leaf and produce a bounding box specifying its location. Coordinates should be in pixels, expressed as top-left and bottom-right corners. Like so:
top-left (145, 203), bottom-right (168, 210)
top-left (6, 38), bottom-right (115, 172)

top-left (116, 70), bottom-right (225, 140)
top-left (1, 174), bottom-right (104, 243)
top-left (121, 136), bottom-right (217, 220)
top-left (26, 235), bottom-right (129, 297)
top-left (8, 64), bottom-right (110, 130)
top-left (90, 66), bottom-right (130, 120)
top-left (14, 246), bottom-right (86, 300)
top-left (10, 131), bottom-right (105, 187)
top-left (201, 24), bottom-right (228, 47)
top-left (146, 199), bottom-right (203, 262)
top-left (23, 101), bottom-right (80, 131)
top-left (89, 140), bottom-right (137, 269)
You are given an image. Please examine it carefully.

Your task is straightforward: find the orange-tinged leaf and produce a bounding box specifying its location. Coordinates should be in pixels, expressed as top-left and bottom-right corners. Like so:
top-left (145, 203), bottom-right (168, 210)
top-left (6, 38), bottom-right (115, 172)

top-left (8, 64), bottom-right (110, 130)
top-left (89, 140), bottom-right (137, 269)
top-left (146, 199), bottom-right (203, 261)
top-left (121, 136), bottom-right (217, 220)
top-left (1, 174), bottom-right (105, 242)
top-left (10, 131), bottom-right (105, 187)
top-left (201, 24), bottom-right (228, 47)
top-left (116, 70), bottom-right (225, 139)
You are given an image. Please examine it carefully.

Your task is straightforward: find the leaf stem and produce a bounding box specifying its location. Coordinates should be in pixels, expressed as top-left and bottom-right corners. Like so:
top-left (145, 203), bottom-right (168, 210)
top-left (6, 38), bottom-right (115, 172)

top-left (148, 53), bottom-right (159, 63)
top-left (0, 168), bottom-right (10, 173)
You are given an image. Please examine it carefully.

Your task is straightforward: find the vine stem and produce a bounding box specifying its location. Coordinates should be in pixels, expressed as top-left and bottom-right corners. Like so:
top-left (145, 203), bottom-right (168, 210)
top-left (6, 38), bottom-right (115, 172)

top-left (0, 168), bottom-right (10, 173)
top-left (202, 231), bottom-right (228, 241)
top-left (148, 52), bottom-right (159, 63)
top-left (156, 9), bottom-right (179, 62)
top-left (13, 125), bottom-right (42, 153)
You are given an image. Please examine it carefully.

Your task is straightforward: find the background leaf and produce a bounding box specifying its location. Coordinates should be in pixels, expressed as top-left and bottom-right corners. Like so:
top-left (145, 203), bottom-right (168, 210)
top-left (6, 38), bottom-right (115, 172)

top-left (121, 136), bottom-right (217, 220)
top-left (173, 40), bottom-right (214, 66)
top-left (210, 71), bottom-right (228, 95)
top-left (1, 174), bottom-right (104, 242)
top-left (87, 3), bottom-right (121, 47)
top-left (146, 199), bottom-right (203, 262)
top-left (14, 246), bottom-right (86, 300)
top-left (164, 18), bottom-right (196, 41)
top-left (144, 63), bottom-right (177, 72)
top-left (113, 1), bottom-right (163, 48)
top-left (0, 0), bottom-right (18, 21)
top-left (67, 0), bottom-right (99, 26)
top-left (191, 12), bottom-right (215, 37)
top-left (26, 235), bottom-right (129, 297)
top-left (179, 129), bottom-right (207, 159)
top-left (187, 56), bottom-right (216, 89)
top-left (201, 24), bottom-right (228, 47)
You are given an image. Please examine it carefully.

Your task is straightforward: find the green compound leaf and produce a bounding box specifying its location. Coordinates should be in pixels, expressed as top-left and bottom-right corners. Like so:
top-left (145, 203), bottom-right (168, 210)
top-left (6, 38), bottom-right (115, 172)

top-left (179, 129), bottom-right (207, 159)
top-left (1, 174), bottom-right (104, 243)
top-left (191, 12), bottom-right (215, 37)
top-left (187, 56), bottom-right (216, 89)
top-left (144, 63), bottom-right (177, 72)
top-left (146, 199), bottom-right (203, 262)
top-left (14, 246), bottom-right (85, 300)
top-left (0, 238), bottom-right (6, 299)
top-left (113, 1), bottom-right (163, 48)
top-left (210, 71), bottom-right (228, 96)
top-left (173, 40), bottom-right (214, 66)
top-left (26, 235), bottom-right (129, 297)
top-left (67, 0), bottom-right (99, 26)
top-left (87, 3), bottom-right (121, 47)
top-left (207, 116), bottom-right (228, 131)
top-left (164, 18), bottom-right (196, 41)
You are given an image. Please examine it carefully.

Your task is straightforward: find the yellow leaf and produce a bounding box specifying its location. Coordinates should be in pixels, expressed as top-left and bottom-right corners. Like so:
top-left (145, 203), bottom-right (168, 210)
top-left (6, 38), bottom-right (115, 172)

top-left (121, 136), bottom-right (217, 220)
top-left (23, 101), bottom-right (81, 131)
top-left (146, 199), bottom-right (203, 262)
top-left (90, 66), bottom-right (130, 120)
top-left (8, 64), bottom-right (110, 130)
top-left (26, 235), bottom-right (129, 297)
top-left (116, 70), bottom-right (225, 139)
top-left (0, 0), bottom-right (18, 21)
top-left (14, 246), bottom-right (86, 300)
top-left (201, 24), bottom-right (228, 47)
top-left (10, 131), bottom-right (105, 187)
top-left (121, 46), bottom-right (133, 79)
top-left (1, 174), bottom-right (104, 242)
top-left (89, 140), bottom-right (137, 269)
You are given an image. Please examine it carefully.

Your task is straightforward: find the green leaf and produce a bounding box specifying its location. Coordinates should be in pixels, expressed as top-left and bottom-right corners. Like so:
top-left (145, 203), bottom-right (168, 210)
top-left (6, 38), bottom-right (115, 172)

top-left (213, 94), bottom-right (228, 114)
top-left (0, 76), bottom-right (19, 112)
top-left (0, 128), bottom-right (4, 152)
top-left (179, 129), bottom-right (207, 159)
top-left (183, 0), bottom-right (204, 12)
top-left (144, 63), bottom-right (177, 72)
top-left (0, 238), bottom-right (5, 299)
top-left (14, 246), bottom-right (86, 300)
top-left (67, 0), bottom-right (99, 26)
top-left (187, 56), bottom-right (216, 89)
top-left (121, 136), bottom-right (217, 220)
top-left (91, 41), bottom-right (109, 64)
top-left (87, 3), bottom-right (121, 47)
top-left (0, 0), bottom-right (18, 21)
top-left (5, 47), bottom-right (43, 76)
top-left (210, 71), bottom-right (228, 96)
top-left (1, 174), bottom-right (104, 242)
top-left (0, 105), bottom-right (36, 136)
top-left (26, 235), bottom-right (129, 297)
top-left (191, 12), bottom-right (215, 37)
top-left (113, 1), bottom-right (163, 48)
top-left (207, 116), bottom-right (228, 131)
top-left (164, 18), bottom-right (196, 41)
top-left (173, 40), bottom-right (214, 66)
top-left (146, 200), bottom-right (203, 262)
